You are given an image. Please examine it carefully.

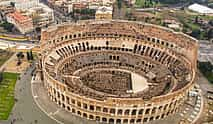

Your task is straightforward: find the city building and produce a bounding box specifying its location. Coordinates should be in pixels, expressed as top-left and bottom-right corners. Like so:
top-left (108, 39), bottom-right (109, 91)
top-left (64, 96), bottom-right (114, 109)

top-left (12, 0), bottom-right (54, 28)
top-left (15, 0), bottom-right (39, 10)
top-left (6, 11), bottom-right (33, 34)
top-left (0, 4), bottom-right (15, 21)
top-left (163, 19), bottom-right (182, 30)
top-left (24, 3), bottom-right (54, 28)
top-left (38, 20), bottom-right (198, 124)
top-left (47, 0), bottom-right (115, 14)
top-left (198, 40), bottom-right (213, 65)
top-left (95, 6), bottom-right (112, 20)
top-left (188, 3), bottom-right (213, 15)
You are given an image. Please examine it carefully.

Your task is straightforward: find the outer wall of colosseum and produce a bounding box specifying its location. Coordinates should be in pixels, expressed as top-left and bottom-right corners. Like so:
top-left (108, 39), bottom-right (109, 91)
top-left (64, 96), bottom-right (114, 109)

top-left (37, 20), bottom-right (198, 124)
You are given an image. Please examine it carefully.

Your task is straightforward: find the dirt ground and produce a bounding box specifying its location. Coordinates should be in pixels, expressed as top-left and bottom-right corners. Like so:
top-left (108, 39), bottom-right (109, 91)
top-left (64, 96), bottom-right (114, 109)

top-left (4, 53), bottom-right (31, 73)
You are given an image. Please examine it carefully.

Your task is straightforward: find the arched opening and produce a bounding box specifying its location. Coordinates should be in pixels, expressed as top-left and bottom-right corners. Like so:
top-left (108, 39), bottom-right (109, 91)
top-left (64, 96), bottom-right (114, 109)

top-left (117, 109), bottom-right (122, 115)
top-left (124, 109), bottom-right (130, 115)
top-left (110, 108), bottom-right (115, 114)
top-left (62, 103), bottom-right (65, 108)
top-left (89, 115), bottom-right (94, 120)
top-left (116, 119), bottom-right (121, 124)
top-left (130, 119), bottom-right (135, 124)
top-left (136, 119), bottom-right (141, 123)
top-left (161, 114), bottom-right (165, 119)
top-left (156, 116), bottom-right (160, 120)
top-left (131, 109), bottom-right (137, 115)
top-left (151, 107), bottom-right (156, 114)
top-left (123, 119), bottom-right (128, 124)
top-left (102, 117), bottom-right (107, 122)
top-left (67, 106), bottom-right (70, 111)
top-left (95, 116), bottom-right (100, 121)
top-left (103, 108), bottom-right (108, 113)
top-left (143, 118), bottom-right (148, 122)
top-left (72, 108), bottom-right (75, 113)
top-left (77, 111), bottom-right (81, 116)
top-left (138, 109), bottom-right (143, 115)
top-left (145, 108), bottom-right (150, 114)
top-left (109, 118), bottom-right (114, 124)
top-left (150, 116), bottom-right (154, 121)
top-left (83, 113), bottom-right (87, 118)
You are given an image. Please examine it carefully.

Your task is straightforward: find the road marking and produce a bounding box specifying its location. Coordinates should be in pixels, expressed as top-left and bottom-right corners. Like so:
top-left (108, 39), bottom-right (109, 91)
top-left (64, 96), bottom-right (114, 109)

top-left (53, 109), bottom-right (61, 115)
top-left (31, 77), bottom-right (64, 124)
top-left (48, 109), bottom-right (61, 116)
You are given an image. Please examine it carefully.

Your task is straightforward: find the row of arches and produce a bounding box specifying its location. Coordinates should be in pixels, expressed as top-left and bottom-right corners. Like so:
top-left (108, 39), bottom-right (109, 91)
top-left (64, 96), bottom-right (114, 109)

top-left (49, 92), bottom-right (179, 124)
top-left (46, 83), bottom-right (183, 121)
top-left (47, 28), bottom-right (177, 53)
top-left (54, 42), bottom-right (178, 71)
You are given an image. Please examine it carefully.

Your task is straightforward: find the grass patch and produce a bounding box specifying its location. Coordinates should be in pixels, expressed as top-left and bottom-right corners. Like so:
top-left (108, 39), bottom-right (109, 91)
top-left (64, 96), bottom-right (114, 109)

top-left (135, 0), bottom-right (158, 8)
top-left (0, 72), bottom-right (19, 120)
top-left (135, 0), bottom-right (145, 7)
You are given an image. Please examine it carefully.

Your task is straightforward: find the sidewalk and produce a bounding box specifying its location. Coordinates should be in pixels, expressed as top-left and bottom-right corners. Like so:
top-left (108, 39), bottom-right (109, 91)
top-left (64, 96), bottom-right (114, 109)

top-left (31, 73), bottom-right (97, 124)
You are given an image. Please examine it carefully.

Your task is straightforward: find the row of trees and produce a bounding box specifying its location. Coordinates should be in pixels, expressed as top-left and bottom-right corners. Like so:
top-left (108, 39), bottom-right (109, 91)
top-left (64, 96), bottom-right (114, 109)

top-left (0, 22), bottom-right (14, 32)
top-left (26, 51), bottom-right (34, 61)
top-left (117, 0), bottom-right (122, 9)
top-left (198, 62), bottom-right (213, 84)
top-left (154, 0), bottom-right (205, 5)
top-left (143, 0), bottom-right (156, 8)
top-left (16, 51), bottom-right (34, 66)
top-left (0, 71), bottom-right (3, 83)
top-left (69, 8), bottom-right (96, 20)
top-left (16, 51), bottom-right (34, 61)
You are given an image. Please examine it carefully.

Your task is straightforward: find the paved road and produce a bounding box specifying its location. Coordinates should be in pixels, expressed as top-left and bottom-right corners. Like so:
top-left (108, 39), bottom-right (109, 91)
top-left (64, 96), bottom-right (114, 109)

top-left (0, 39), bottom-right (37, 46)
top-left (0, 64), bottom-right (57, 124)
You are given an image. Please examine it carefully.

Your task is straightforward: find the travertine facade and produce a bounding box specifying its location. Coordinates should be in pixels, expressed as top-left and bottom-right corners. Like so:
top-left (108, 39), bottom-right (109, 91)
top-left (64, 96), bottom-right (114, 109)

top-left (38, 20), bottom-right (198, 124)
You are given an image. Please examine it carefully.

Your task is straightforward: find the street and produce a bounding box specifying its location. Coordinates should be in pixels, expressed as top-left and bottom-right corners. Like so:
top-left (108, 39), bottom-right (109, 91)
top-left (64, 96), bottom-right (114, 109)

top-left (0, 64), bottom-right (57, 124)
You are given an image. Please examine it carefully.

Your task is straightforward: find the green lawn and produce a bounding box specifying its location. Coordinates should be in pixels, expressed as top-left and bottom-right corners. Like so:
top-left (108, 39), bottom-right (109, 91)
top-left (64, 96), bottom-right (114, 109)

top-left (135, 0), bottom-right (145, 7)
top-left (0, 72), bottom-right (19, 120)
top-left (135, 0), bottom-right (158, 8)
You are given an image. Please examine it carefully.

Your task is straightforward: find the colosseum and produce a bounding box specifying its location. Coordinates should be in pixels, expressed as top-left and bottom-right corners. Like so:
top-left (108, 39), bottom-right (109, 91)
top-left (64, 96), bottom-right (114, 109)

top-left (37, 20), bottom-right (198, 124)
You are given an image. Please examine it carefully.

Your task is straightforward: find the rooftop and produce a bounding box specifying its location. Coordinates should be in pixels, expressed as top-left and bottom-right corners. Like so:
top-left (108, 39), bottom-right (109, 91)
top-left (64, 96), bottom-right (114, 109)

top-left (188, 3), bottom-right (213, 14)
top-left (7, 11), bottom-right (31, 22)
top-left (96, 6), bottom-right (113, 14)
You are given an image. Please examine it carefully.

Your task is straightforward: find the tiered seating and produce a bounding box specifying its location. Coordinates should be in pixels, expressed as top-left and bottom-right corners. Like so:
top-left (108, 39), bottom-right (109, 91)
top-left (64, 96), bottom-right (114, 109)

top-left (80, 70), bottom-right (131, 95)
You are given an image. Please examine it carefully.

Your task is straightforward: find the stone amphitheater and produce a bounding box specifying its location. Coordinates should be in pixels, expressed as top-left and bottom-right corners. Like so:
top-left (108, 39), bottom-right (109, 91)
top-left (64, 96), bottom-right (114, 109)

top-left (37, 20), bottom-right (198, 124)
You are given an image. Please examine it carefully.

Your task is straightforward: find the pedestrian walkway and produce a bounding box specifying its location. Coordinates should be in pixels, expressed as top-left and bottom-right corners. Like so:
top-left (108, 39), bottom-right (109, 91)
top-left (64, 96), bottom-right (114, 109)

top-left (31, 73), bottom-right (96, 124)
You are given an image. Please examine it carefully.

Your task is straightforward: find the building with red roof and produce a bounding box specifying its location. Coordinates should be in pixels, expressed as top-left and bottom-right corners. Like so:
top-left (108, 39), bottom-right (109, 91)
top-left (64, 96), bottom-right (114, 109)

top-left (6, 11), bottom-right (33, 34)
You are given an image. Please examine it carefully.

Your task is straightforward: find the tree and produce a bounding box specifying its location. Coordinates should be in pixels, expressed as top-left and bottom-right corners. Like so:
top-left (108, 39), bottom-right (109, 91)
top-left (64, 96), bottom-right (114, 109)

top-left (117, 0), bottom-right (122, 10)
top-left (0, 22), bottom-right (14, 32)
top-left (0, 71), bottom-right (3, 83)
top-left (16, 52), bottom-right (24, 60)
top-left (191, 29), bottom-right (201, 39)
top-left (195, 16), bottom-right (199, 24)
top-left (10, 2), bottom-right (15, 7)
top-left (30, 50), bottom-right (34, 60)
top-left (209, 20), bottom-right (213, 26)
top-left (17, 59), bottom-right (22, 66)
top-left (207, 28), bottom-right (213, 40)
top-left (27, 51), bottom-right (30, 61)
